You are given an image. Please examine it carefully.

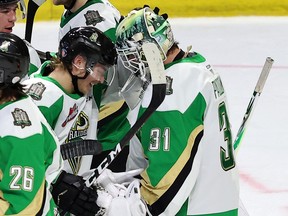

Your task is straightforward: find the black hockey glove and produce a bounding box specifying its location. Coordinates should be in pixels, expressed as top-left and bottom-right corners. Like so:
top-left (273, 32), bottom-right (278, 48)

top-left (51, 171), bottom-right (100, 216)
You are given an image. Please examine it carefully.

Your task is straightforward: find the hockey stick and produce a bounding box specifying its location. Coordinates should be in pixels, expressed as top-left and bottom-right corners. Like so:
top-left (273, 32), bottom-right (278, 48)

top-left (60, 139), bottom-right (103, 160)
top-left (233, 57), bottom-right (274, 152)
top-left (85, 43), bottom-right (167, 187)
top-left (60, 43), bottom-right (166, 160)
top-left (25, 0), bottom-right (46, 42)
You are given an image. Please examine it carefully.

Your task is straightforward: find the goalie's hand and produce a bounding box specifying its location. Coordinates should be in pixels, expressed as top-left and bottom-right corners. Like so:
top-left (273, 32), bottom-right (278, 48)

top-left (51, 171), bottom-right (100, 216)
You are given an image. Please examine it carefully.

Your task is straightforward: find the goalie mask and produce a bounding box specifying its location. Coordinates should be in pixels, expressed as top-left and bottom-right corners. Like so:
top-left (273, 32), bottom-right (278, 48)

top-left (0, 32), bottom-right (29, 89)
top-left (115, 7), bottom-right (174, 109)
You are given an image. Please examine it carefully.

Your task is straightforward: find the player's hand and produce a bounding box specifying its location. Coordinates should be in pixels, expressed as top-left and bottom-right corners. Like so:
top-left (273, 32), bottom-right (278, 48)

top-left (51, 171), bottom-right (100, 216)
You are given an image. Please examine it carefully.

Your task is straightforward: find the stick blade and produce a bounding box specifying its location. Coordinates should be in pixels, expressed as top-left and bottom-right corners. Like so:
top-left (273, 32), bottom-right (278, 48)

top-left (142, 43), bottom-right (166, 85)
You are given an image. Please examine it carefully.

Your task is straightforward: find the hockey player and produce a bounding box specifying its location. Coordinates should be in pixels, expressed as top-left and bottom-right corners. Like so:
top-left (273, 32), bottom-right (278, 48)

top-left (0, 0), bottom-right (23, 33)
top-left (22, 26), bottom-right (116, 215)
top-left (0, 0), bottom-right (41, 75)
top-left (23, 26), bottom-right (116, 146)
top-left (53, 0), bottom-right (121, 43)
top-left (51, 0), bottom-right (132, 174)
top-left (115, 7), bottom-right (240, 215)
top-left (0, 32), bottom-right (62, 215)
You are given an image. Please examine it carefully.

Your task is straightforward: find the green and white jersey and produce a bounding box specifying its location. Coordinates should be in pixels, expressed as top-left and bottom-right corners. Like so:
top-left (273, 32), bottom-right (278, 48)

top-left (127, 53), bottom-right (239, 216)
top-left (18, 40), bottom-right (42, 80)
top-left (22, 62), bottom-right (86, 145)
top-left (63, 90), bottom-right (100, 175)
top-left (56, 0), bottom-right (124, 175)
top-left (0, 96), bottom-right (62, 215)
top-left (25, 40), bottom-right (42, 76)
top-left (58, 0), bottom-right (121, 42)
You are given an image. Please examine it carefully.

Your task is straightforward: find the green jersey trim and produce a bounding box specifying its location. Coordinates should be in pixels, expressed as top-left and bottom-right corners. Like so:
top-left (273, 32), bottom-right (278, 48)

top-left (28, 63), bottom-right (39, 76)
top-left (60, 0), bottom-right (104, 27)
top-left (0, 95), bottom-right (28, 109)
top-left (165, 52), bottom-right (206, 69)
top-left (187, 209), bottom-right (238, 216)
top-left (33, 74), bottom-right (82, 100)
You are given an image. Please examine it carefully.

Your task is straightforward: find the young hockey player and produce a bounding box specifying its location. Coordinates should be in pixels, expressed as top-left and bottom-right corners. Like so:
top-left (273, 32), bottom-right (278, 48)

top-left (51, 0), bottom-right (131, 175)
top-left (0, 0), bottom-right (41, 75)
top-left (0, 32), bottom-right (62, 215)
top-left (53, 0), bottom-right (121, 42)
top-left (22, 26), bottom-right (116, 216)
top-left (116, 7), bottom-right (240, 216)
top-left (23, 26), bottom-right (116, 145)
top-left (0, 0), bottom-right (23, 33)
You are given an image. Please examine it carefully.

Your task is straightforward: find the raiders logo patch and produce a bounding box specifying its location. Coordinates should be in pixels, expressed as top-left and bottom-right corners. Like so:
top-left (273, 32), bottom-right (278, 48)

top-left (12, 108), bottom-right (31, 128)
top-left (84, 10), bottom-right (105, 26)
top-left (26, 82), bottom-right (46, 100)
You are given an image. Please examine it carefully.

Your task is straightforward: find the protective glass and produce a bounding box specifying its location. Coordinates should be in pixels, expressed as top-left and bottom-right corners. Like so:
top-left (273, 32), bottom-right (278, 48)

top-left (76, 52), bottom-right (115, 86)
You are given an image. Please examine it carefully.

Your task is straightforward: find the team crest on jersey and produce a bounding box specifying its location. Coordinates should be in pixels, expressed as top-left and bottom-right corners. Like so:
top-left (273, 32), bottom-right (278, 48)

top-left (26, 82), bottom-right (46, 100)
top-left (62, 104), bottom-right (79, 127)
top-left (67, 111), bottom-right (89, 140)
top-left (12, 108), bottom-right (31, 128)
top-left (84, 10), bottom-right (105, 26)
top-left (166, 76), bottom-right (173, 95)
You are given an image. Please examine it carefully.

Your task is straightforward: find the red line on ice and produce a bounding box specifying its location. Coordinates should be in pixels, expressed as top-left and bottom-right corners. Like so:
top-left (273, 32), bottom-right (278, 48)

top-left (240, 171), bottom-right (288, 193)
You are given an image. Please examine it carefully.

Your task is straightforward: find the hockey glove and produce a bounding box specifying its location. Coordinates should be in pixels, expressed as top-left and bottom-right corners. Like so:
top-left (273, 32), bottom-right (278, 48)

top-left (51, 171), bottom-right (100, 216)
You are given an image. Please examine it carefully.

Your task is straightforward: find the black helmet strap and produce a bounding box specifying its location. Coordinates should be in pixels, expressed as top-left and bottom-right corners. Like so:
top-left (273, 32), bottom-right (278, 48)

top-left (71, 74), bottom-right (83, 96)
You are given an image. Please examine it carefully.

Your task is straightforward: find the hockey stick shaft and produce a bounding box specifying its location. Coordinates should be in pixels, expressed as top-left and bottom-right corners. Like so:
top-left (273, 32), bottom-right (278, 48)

top-left (60, 90), bottom-right (163, 160)
top-left (60, 139), bottom-right (103, 160)
top-left (25, 0), bottom-right (46, 42)
top-left (85, 43), bottom-right (166, 187)
top-left (233, 57), bottom-right (274, 151)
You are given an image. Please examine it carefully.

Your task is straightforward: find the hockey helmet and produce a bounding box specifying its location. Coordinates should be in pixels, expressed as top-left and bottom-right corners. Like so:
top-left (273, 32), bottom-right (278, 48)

top-left (116, 7), bottom-right (174, 61)
top-left (59, 26), bottom-right (117, 68)
top-left (114, 8), bottom-right (174, 109)
top-left (0, 32), bottom-right (29, 88)
top-left (0, 0), bottom-right (18, 5)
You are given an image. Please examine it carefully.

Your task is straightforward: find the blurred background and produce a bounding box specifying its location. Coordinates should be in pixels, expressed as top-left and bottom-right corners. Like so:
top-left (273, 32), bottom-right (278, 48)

top-left (22, 0), bottom-right (288, 22)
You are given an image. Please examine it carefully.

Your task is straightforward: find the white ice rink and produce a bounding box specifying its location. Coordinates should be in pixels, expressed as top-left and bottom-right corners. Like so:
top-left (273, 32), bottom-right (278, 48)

top-left (13, 16), bottom-right (288, 215)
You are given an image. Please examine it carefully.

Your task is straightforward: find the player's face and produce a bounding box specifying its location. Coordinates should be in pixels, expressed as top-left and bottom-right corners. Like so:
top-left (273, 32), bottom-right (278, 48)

top-left (0, 3), bottom-right (18, 33)
top-left (77, 63), bottom-right (108, 95)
